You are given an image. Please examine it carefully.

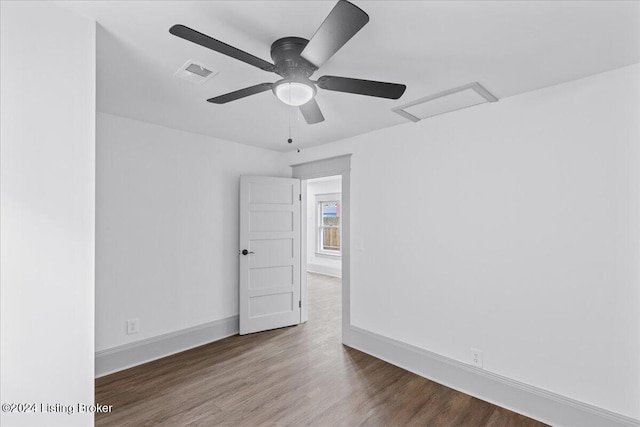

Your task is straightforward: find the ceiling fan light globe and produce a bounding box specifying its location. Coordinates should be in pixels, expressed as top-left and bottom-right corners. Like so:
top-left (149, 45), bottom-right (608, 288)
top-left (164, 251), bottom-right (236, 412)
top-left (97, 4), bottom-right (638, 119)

top-left (274, 81), bottom-right (316, 106)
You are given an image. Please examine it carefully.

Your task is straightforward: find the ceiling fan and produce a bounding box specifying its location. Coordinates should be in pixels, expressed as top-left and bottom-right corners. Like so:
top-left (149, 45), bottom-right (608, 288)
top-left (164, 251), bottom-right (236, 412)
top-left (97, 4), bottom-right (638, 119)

top-left (169, 0), bottom-right (406, 124)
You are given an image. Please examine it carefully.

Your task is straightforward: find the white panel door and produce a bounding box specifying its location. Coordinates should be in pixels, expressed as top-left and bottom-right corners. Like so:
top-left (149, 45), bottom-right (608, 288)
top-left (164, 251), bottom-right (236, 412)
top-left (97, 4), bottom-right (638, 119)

top-left (239, 176), bottom-right (301, 335)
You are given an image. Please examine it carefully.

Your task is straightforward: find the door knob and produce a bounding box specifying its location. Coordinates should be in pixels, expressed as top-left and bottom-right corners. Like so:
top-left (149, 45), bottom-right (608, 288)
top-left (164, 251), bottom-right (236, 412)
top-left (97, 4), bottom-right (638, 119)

top-left (241, 249), bottom-right (254, 255)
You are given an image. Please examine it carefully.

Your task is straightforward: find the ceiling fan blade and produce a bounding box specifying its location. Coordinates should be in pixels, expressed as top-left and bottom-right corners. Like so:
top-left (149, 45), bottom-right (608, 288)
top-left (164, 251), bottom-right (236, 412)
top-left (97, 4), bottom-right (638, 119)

top-left (300, 0), bottom-right (369, 68)
top-left (207, 83), bottom-right (274, 104)
top-left (316, 75), bottom-right (406, 99)
top-left (299, 98), bottom-right (325, 124)
top-left (170, 25), bottom-right (275, 72)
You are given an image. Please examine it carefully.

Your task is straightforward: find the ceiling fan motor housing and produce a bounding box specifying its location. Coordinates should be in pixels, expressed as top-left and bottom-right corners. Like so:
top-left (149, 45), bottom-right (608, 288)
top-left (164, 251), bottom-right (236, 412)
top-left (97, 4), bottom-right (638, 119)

top-left (270, 37), bottom-right (318, 80)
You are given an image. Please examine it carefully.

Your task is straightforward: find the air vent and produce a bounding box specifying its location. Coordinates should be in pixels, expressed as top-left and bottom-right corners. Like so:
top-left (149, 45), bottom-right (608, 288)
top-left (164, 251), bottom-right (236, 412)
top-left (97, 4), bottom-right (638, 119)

top-left (174, 60), bottom-right (218, 85)
top-left (392, 82), bottom-right (498, 122)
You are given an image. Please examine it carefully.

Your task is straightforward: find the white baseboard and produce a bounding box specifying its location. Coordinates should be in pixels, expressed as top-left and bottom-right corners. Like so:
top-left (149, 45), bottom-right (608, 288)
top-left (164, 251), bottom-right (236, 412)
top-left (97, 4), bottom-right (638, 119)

top-left (307, 263), bottom-right (342, 278)
top-left (95, 316), bottom-right (238, 378)
top-left (345, 326), bottom-right (639, 427)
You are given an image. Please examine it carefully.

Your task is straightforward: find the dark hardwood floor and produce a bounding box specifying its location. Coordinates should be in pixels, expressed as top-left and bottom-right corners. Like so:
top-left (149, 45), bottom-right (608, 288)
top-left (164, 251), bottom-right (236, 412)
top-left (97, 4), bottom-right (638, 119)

top-left (95, 273), bottom-right (548, 426)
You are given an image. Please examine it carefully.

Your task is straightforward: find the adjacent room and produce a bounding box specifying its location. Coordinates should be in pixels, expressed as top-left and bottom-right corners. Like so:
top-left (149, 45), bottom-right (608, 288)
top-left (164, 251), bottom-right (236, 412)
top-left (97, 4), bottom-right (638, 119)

top-left (1, 1), bottom-right (639, 426)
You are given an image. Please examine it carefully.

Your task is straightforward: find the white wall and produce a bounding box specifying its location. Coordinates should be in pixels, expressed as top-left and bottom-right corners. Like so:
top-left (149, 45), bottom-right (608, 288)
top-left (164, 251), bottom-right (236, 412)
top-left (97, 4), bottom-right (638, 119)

top-left (96, 113), bottom-right (290, 351)
top-left (286, 64), bottom-right (640, 419)
top-left (0, 2), bottom-right (96, 426)
top-left (306, 176), bottom-right (342, 277)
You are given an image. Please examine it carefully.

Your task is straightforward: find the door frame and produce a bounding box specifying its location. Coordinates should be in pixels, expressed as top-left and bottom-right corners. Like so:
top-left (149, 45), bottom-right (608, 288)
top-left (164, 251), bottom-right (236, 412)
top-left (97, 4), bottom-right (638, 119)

top-left (291, 155), bottom-right (351, 343)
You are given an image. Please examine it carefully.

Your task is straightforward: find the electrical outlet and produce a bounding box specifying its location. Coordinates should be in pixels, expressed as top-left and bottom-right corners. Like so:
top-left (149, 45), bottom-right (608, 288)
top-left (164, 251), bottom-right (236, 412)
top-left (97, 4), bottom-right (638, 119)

top-left (471, 348), bottom-right (483, 368)
top-left (126, 318), bottom-right (139, 335)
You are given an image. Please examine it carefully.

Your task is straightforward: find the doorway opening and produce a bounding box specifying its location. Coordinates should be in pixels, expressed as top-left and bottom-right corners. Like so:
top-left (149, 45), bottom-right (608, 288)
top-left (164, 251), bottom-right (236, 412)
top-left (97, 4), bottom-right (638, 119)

top-left (292, 154), bottom-right (351, 343)
top-left (304, 175), bottom-right (342, 326)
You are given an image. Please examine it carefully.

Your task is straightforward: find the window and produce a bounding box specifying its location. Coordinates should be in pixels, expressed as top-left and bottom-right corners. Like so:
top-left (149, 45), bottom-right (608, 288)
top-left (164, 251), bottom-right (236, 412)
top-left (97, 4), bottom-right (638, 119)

top-left (316, 193), bottom-right (341, 256)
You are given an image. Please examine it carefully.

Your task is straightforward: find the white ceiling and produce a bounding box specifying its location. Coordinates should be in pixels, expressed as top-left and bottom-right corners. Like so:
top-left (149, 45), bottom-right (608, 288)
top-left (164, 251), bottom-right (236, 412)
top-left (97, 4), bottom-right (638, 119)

top-left (60, 1), bottom-right (640, 152)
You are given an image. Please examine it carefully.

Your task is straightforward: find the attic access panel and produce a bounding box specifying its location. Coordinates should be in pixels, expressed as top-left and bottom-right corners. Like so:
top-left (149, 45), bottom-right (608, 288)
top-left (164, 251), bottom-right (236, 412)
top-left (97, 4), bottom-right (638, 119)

top-left (393, 82), bottom-right (498, 122)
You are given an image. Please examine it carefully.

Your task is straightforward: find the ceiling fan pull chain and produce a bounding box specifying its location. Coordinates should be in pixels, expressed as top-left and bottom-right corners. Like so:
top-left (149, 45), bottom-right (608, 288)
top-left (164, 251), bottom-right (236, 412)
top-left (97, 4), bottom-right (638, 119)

top-left (296, 108), bottom-right (302, 153)
top-left (296, 109), bottom-right (301, 153)
top-left (287, 106), bottom-right (293, 146)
